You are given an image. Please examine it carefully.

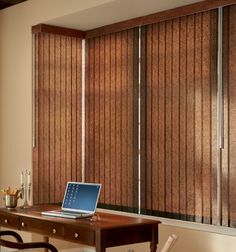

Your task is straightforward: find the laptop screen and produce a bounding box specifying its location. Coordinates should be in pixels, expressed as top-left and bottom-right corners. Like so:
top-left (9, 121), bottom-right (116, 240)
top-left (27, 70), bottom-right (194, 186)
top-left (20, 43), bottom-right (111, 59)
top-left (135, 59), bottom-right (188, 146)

top-left (62, 182), bottom-right (101, 212)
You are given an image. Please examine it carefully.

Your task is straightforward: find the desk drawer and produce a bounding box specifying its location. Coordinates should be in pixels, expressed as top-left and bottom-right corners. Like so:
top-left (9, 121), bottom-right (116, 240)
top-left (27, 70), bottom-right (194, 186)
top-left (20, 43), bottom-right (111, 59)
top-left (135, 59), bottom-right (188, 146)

top-left (0, 213), bottom-right (19, 229)
top-left (64, 225), bottom-right (94, 245)
top-left (19, 217), bottom-right (64, 238)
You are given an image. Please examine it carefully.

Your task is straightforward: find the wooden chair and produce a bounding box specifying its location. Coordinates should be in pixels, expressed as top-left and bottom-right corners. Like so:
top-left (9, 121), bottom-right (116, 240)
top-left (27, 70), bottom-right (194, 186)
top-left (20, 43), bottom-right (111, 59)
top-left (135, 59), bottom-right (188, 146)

top-left (0, 230), bottom-right (58, 252)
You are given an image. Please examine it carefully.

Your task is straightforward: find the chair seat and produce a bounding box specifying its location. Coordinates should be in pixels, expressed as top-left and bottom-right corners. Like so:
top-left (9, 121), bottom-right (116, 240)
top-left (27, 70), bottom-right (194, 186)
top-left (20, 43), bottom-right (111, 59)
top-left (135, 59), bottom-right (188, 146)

top-left (0, 249), bottom-right (41, 252)
top-left (60, 248), bottom-right (95, 252)
top-left (0, 246), bottom-right (95, 252)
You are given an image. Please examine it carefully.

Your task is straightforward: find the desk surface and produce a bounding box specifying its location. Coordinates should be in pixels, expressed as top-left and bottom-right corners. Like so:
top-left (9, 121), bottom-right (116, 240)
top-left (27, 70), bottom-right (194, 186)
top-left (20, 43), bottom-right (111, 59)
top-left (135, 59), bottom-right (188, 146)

top-left (0, 205), bottom-right (161, 252)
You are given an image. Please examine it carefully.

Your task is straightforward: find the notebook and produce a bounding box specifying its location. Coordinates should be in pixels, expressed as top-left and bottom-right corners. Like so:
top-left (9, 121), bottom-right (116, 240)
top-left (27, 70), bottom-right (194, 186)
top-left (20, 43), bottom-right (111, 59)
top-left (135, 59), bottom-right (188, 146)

top-left (42, 182), bottom-right (101, 219)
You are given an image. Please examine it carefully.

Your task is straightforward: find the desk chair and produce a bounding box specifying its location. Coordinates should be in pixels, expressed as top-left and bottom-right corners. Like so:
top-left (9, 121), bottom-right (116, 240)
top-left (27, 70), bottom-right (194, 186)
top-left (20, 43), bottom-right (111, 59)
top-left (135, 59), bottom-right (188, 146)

top-left (0, 230), bottom-right (58, 252)
top-left (60, 248), bottom-right (94, 252)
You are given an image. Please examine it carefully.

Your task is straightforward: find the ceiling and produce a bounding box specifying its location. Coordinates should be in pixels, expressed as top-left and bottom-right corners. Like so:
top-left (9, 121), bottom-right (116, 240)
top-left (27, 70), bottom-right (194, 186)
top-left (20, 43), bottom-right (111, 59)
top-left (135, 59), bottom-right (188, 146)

top-left (44, 0), bottom-right (204, 31)
top-left (0, 0), bottom-right (26, 10)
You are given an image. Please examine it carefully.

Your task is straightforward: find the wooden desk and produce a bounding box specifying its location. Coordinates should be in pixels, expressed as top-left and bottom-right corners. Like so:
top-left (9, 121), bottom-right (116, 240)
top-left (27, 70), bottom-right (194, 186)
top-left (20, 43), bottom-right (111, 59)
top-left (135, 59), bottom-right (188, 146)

top-left (0, 205), bottom-right (161, 252)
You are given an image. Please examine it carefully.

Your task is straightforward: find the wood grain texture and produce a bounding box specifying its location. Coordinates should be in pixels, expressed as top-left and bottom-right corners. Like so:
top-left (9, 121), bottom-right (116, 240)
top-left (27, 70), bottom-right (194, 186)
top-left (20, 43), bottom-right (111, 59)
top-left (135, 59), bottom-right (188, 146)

top-left (226, 4), bottom-right (236, 228)
top-left (104, 34), bottom-right (111, 205)
top-left (140, 26), bottom-right (147, 212)
top-left (54, 34), bottom-right (61, 203)
top-left (33, 32), bottom-right (83, 205)
top-left (43, 33), bottom-right (50, 204)
top-left (158, 21), bottom-right (166, 214)
top-left (33, 33), bottom-right (39, 204)
top-left (38, 33), bottom-right (44, 204)
top-left (172, 18), bottom-right (180, 219)
top-left (146, 25), bottom-right (152, 211)
top-left (165, 19), bottom-right (172, 217)
top-left (141, 10), bottom-right (217, 223)
top-left (32, 24), bottom-right (85, 38)
top-left (186, 14), bottom-right (195, 221)
top-left (99, 36), bottom-right (105, 202)
top-left (210, 10), bottom-right (218, 226)
top-left (202, 11), bottom-right (211, 224)
top-left (151, 24), bottom-right (159, 213)
top-left (85, 28), bottom-right (139, 211)
top-left (194, 13), bottom-right (203, 223)
top-left (115, 32), bottom-right (122, 207)
top-left (49, 34), bottom-right (55, 203)
top-left (110, 33), bottom-right (116, 206)
top-left (66, 36), bottom-right (72, 183)
top-left (179, 16), bottom-right (187, 220)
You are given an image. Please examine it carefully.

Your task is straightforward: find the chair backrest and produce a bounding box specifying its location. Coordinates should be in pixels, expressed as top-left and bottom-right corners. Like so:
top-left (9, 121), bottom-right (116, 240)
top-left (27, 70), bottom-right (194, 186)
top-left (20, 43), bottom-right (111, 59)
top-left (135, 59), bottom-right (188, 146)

top-left (0, 230), bottom-right (58, 252)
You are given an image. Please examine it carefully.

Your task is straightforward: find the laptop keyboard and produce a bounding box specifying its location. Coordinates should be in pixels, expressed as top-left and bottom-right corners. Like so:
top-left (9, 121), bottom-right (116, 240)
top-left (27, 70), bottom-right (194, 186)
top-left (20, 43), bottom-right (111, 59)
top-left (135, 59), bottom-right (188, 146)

top-left (42, 210), bottom-right (92, 219)
top-left (58, 210), bottom-right (90, 217)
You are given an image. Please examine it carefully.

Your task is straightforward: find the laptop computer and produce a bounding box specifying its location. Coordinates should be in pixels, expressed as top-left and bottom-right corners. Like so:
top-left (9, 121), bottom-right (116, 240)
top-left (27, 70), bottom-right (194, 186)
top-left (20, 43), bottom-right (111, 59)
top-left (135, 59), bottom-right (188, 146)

top-left (42, 182), bottom-right (101, 219)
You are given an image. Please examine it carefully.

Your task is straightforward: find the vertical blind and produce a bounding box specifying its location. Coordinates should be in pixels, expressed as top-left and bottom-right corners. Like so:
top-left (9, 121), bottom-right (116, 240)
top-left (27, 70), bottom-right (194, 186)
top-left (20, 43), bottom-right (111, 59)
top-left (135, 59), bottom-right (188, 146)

top-left (140, 10), bottom-right (218, 224)
top-left (222, 5), bottom-right (236, 228)
top-left (33, 32), bottom-right (82, 204)
top-left (85, 28), bottom-right (139, 212)
top-left (32, 4), bottom-right (236, 228)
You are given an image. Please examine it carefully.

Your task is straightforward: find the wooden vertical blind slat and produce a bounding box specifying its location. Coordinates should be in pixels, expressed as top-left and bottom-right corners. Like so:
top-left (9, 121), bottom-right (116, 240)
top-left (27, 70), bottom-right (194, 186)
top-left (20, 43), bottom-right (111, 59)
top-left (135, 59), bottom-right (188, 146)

top-left (146, 25), bottom-right (152, 212)
top-left (104, 34), bottom-right (111, 205)
top-left (202, 11), bottom-right (211, 224)
top-left (121, 30), bottom-right (128, 208)
top-left (94, 37), bottom-right (100, 185)
top-left (66, 36), bottom-right (72, 183)
top-left (99, 36), bottom-right (105, 203)
top-left (186, 14), bottom-right (195, 222)
top-left (210, 10), bottom-right (218, 226)
top-left (85, 28), bottom-right (139, 211)
top-left (76, 38), bottom-right (82, 181)
top-left (158, 21), bottom-right (166, 215)
top-left (179, 15), bottom-right (187, 220)
top-left (89, 38), bottom-right (95, 183)
top-left (43, 33), bottom-right (50, 204)
top-left (223, 4), bottom-right (236, 228)
top-left (115, 31), bottom-right (122, 207)
top-left (132, 29), bottom-right (139, 211)
top-left (54, 34), bottom-right (61, 203)
top-left (33, 33), bottom-right (39, 204)
top-left (33, 32), bottom-right (83, 205)
top-left (60, 35), bottom-right (66, 200)
top-left (49, 34), bottom-right (55, 203)
top-left (38, 33), bottom-right (44, 204)
top-left (194, 12), bottom-right (203, 223)
top-left (140, 26), bottom-right (147, 212)
top-left (172, 18), bottom-right (180, 219)
top-left (141, 10), bottom-right (217, 223)
top-left (165, 19), bottom-right (173, 218)
top-left (85, 39), bottom-right (90, 184)
top-left (110, 33), bottom-right (116, 207)
top-left (229, 4), bottom-right (236, 228)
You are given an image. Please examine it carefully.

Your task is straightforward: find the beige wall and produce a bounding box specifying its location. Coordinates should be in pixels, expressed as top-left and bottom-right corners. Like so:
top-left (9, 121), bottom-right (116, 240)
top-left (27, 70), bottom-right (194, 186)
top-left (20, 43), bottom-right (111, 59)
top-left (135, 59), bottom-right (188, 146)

top-left (0, 0), bottom-right (112, 205)
top-left (1, 0), bottom-right (236, 251)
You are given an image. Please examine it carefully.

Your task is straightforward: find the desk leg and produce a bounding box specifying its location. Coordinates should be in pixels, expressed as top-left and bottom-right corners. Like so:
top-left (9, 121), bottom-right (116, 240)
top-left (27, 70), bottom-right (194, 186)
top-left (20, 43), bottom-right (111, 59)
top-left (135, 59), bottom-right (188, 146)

top-left (150, 224), bottom-right (158, 252)
top-left (43, 236), bottom-right (49, 252)
top-left (150, 243), bottom-right (157, 252)
top-left (95, 230), bottom-right (106, 252)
